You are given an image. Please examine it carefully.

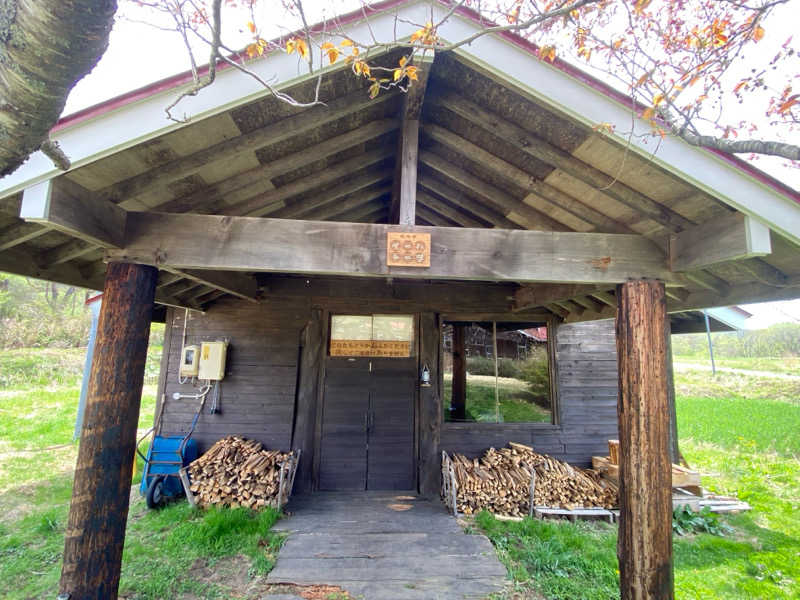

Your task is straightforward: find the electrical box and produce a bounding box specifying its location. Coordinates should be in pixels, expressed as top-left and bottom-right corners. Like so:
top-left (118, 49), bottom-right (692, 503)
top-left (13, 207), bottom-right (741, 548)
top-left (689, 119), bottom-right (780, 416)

top-left (179, 345), bottom-right (199, 377)
top-left (198, 341), bottom-right (228, 380)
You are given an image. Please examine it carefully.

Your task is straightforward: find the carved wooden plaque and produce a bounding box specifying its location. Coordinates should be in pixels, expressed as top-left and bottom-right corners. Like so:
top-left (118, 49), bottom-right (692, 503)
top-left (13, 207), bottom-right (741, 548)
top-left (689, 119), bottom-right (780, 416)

top-left (386, 232), bottom-right (431, 267)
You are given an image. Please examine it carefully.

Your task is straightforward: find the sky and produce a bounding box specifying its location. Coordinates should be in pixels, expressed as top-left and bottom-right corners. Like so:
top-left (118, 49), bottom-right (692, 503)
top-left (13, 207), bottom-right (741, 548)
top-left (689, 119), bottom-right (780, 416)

top-left (59, 0), bottom-right (800, 328)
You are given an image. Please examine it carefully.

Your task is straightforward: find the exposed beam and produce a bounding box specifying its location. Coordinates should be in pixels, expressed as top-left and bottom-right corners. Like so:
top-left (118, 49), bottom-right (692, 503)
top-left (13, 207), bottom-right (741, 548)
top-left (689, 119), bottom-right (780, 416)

top-left (269, 168), bottom-right (393, 220)
top-left (736, 257), bottom-right (788, 287)
top-left (682, 270), bottom-right (731, 295)
top-left (108, 212), bottom-right (677, 284)
top-left (226, 148), bottom-right (394, 217)
top-left (669, 212), bottom-right (772, 271)
top-left (415, 204), bottom-right (458, 228)
top-left (390, 53), bottom-right (434, 225)
top-left (299, 185), bottom-right (391, 222)
top-left (0, 220), bottom-right (49, 252)
top-left (164, 268), bottom-right (258, 303)
top-left (513, 283), bottom-right (602, 311)
top-left (96, 88), bottom-right (399, 205)
top-left (330, 199), bottom-right (389, 223)
top-left (38, 238), bottom-right (99, 266)
top-left (423, 124), bottom-right (634, 234)
top-left (417, 190), bottom-right (485, 228)
top-left (419, 174), bottom-right (519, 229)
top-left (421, 151), bottom-right (570, 232)
top-left (154, 118), bottom-right (398, 214)
top-left (433, 93), bottom-right (695, 233)
top-left (20, 178), bottom-right (126, 248)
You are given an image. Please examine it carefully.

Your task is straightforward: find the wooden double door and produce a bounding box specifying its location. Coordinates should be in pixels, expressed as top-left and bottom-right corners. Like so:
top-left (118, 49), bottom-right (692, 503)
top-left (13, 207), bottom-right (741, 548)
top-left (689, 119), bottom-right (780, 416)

top-left (319, 356), bottom-right (416, 490)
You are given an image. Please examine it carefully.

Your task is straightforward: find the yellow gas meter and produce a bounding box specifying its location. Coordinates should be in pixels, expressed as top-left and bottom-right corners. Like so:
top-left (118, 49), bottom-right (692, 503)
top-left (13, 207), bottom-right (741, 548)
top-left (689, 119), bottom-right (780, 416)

top-left (198, 341), bottom-right (227, 381)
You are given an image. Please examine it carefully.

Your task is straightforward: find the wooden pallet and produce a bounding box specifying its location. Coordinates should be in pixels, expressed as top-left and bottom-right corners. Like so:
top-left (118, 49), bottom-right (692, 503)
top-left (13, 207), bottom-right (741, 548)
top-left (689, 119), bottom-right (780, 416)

top-left (534, 506), bottom-right (615, 523)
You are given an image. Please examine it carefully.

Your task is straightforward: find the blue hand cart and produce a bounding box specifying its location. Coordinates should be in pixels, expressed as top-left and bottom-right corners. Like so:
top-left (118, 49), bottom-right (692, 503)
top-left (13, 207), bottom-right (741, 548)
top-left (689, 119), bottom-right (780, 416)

top-left (138, 434), bottom-right (198, 508)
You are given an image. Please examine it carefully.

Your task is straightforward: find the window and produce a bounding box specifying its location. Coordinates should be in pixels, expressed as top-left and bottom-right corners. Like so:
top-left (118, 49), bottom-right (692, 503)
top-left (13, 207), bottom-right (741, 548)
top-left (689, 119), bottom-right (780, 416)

top-left (330, 314), bottom-right (415, 357)
top-left (442, 321), bottom-right (553, 423)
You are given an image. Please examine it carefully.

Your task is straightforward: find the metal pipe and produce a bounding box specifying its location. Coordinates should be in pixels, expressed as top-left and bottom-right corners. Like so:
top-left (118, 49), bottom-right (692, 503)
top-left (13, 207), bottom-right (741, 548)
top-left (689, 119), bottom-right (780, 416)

top-left (703, 310), bottom-right (716, 376)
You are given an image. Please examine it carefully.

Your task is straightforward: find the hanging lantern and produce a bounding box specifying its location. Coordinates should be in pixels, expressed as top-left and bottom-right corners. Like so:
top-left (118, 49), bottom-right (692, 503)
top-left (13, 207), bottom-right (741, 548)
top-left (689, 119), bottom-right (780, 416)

top-left (420, 363), bottom-right (431, 387)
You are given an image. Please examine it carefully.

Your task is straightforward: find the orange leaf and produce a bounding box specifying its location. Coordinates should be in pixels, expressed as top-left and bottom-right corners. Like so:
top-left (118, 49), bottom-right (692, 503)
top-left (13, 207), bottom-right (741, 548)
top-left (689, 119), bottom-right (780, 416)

top-left (778, 96), bottom-right (799, 114)
top-left (634, 72), bottom-right (649, 88)
top-left (340, 39), bottom-right (354, 47)
top-left (295, 38), bottom-right (309, 61)
top-left (405, 66), bottom-right (419, 81)
top-left (399, 56), bottom-right (407, 68)
top-left (641, 107), bottom-right (655, 120)
top-left (246, 43), bottom-right (258, 58)
top-left (753, 25), bottom-right (765, 42)
top-left (393, 68), bottom-right (403, 81)
top-left (369, 81), bottom-right (381, 99)
top-left (285, 39), bottom-right (296, 55)
top-left (247, 21), bottom-right (256, 34)
top-left (326, 48), bottom-right (339, 64)
top-left (653, 93), bottom-right (664, 106)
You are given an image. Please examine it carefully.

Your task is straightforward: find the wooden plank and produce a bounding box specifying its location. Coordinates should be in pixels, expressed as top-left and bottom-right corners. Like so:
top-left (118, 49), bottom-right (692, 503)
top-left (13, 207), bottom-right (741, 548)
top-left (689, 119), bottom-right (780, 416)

top-left (20, 178), bottom-right (127, 248)
top-left (158, 119), bottom-right (398, 214)
top-left (227, 149), bottom-right (394, 218)
top-left (417, 190), bottom-right (485, 228)
top-left (59, 262), bottom-right (157, 599)
top-left (0, 220), bottom-right (49, 251)
top-left (420, 151), bottom-right (570, 232)
top-left (434, 93), bottom-right (695, 233)
top-left (669, 212), bottom-right (772, 271)
top-left (418, 174), bottom-right (520, 229)
top-left (160, 268), bottom-right (258, 303)
top-left (95, 89), bottom-right (398, 205)
top-left (615, 279), bottom-right (673, 600)
top-left (291, 309), bottom-right (324, 494)
top-left (110, 212), bottom-right (676, 284)
top-left (418, 312), bottom-right (441, 496)
top-left (514, 284), bottom-right (602, 311)
top-left (295, 185), bottom-right (391, 222)
top-left (424, 124), bottom-right (634, 234)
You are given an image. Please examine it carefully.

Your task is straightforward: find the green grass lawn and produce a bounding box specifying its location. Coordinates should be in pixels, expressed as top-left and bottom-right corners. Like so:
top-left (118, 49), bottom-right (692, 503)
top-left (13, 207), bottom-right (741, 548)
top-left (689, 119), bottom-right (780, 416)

top-left (673, 354), bottom-right (800, 375)
top-left (479, 361), bottom-right (800, 600)
top-left (443, 374), bottom-right (552, 423)
top-left (1, 350), bottom-right (798, 599)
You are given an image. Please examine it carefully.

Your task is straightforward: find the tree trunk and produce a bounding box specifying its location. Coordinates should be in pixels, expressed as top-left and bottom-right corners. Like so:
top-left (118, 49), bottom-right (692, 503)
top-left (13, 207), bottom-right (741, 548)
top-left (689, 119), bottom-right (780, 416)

top-left (59, 262), bottom-right (157, 600)
top-left (0, 0), bottom-right (118, 177)
top-left (615, 279), bottom-right (673, 600)
top-left (451, 324), bottom-right (466, 420)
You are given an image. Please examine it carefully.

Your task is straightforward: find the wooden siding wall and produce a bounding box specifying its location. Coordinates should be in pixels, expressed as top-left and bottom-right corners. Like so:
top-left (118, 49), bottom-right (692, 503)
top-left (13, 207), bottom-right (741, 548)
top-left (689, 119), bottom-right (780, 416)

top-left (440, 319), bottom-right (619, 467)
top-left (158, 297), bottom-right (311, 453)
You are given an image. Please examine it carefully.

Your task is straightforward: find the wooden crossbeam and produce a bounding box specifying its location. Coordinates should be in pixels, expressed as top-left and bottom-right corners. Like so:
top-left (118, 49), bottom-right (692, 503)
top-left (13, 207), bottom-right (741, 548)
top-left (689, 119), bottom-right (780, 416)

top-left (423, 124), bottom-right (634, 234)
top-left (390, 52), bottom-right (434, 225)
top-left (20, 179), bottom-right (126, 248)
top-left (95, 88), bottom-right (399, 205)
top-left (433, 93), bottom-right (695, 232)
top-left (669, 212), bottom-right (771, 271)
top-left (107, 211), bottom-right (677, 284)
top-left (420, 150), bottom-right (570, 231)
top-left (0, 221), bottom-right (49, 252)
top-left (417, 190), bottom-right (485, 228)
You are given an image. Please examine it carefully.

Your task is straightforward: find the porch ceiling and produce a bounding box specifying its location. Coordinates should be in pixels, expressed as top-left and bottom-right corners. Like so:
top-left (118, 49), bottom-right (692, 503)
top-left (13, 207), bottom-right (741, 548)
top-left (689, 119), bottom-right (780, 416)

top-left (0, 50), bottom-right (798, 321)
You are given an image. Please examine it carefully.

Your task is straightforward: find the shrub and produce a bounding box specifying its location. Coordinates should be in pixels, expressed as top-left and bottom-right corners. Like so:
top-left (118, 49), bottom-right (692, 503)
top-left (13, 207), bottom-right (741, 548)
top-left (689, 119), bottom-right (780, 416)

top-left (519, 349), bottom-right (551, 406)
top-left (466, 356), bottom-right (522, 378)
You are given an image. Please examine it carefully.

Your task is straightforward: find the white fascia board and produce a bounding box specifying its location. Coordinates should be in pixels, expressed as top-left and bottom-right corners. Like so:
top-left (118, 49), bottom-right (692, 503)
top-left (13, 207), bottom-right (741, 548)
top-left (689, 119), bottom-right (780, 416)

top-left (0, 0), bottom-right (434, 200)
top-left (705, 306), bottom-right (750, 331)
top-left (428, 4), bottom-right (800, 246)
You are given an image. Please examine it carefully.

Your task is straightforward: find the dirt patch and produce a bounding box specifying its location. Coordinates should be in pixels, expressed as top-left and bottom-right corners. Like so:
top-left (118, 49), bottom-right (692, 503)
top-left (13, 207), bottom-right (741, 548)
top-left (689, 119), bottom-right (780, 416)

top-left (171, 555), bottom-right (354, 600)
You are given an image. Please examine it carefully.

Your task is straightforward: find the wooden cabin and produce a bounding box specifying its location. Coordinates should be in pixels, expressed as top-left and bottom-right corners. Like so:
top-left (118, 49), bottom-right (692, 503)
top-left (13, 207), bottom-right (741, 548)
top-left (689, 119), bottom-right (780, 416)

top-left (1, 1), bottom-right (799, 598)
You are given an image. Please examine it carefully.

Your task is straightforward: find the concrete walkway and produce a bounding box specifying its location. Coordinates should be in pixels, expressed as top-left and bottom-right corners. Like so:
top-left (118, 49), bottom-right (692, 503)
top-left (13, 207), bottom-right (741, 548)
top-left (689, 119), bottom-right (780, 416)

top-left (267, 491), bottom-right (507, 599)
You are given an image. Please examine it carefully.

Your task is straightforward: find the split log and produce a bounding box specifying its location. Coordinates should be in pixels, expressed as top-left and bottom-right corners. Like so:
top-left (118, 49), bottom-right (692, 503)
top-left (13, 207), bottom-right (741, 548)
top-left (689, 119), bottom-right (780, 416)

top-left (444, 442), bottom-right (617, 517)
top-left (187, 436), bottom-right (292, 509)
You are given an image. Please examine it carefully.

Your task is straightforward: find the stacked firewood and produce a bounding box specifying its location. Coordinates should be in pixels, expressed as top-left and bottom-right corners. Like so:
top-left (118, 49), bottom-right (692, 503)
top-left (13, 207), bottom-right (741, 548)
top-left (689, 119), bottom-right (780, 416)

top-left (446, 442), bottom-right (617, 516)
top-left (187, 436), bottom-right (291, 509)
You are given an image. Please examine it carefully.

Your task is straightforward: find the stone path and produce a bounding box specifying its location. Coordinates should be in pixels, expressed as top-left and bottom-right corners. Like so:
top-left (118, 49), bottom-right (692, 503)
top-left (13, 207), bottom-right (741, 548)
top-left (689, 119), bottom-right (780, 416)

top-left (266, 491), bottom-right (507, 599)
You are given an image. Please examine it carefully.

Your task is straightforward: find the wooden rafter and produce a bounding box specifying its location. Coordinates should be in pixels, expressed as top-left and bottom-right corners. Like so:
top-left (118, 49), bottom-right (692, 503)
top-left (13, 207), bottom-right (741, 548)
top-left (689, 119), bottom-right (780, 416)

top-left (418, 174), bottom-right (520, 229)
top-left (423, 124), bottom-right (635, 234)
top-left (95, 88), bottom-right (399, 205)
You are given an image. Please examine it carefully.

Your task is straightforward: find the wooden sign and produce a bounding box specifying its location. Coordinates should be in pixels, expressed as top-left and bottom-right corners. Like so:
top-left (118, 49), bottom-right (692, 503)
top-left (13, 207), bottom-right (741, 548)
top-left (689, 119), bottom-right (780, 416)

top-left (387, 232), bottom-right (430, 267)
top-left (330, 339), bottom-right (411, 357)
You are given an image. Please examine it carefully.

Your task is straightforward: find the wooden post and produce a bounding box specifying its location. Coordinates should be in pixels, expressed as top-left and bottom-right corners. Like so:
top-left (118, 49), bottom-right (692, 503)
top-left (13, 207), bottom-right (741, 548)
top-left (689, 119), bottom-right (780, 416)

top-left (59, 262), bottom-right (158, 600)
top-left (418, 313), bottom-right (441, 496)
top-left (615, 279), bottom-right (673, 600)
top-left (291, 308), bottom-right (324, 494)
top-left (451, 324), bottom-right (467, 420)
top-left (665, 315), bottom-right (680, 465)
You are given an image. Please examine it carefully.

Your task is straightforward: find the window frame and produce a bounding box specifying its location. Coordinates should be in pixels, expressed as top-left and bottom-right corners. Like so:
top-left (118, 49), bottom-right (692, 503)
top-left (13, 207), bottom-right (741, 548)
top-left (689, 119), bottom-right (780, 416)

top-left (439, 312), bottom-right (561, 430)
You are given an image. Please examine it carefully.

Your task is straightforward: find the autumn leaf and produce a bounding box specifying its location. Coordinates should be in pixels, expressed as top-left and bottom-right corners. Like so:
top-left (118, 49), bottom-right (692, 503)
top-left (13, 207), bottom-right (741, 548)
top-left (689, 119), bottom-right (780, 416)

top-left (369, 81), bottom-right (381, 99)
top-left (393, 68), bottom-right (403, 81)
top-left (641, 107), bottom-right (655, 120)
top-left (753, 25), bottom-right (765, 42)
top-left (285, 39), bottom-right (295, 55)
top-left (246, 43), bottom-right (258, 58)
top-left (295, 38), bottom-right (309, 61)
top-left (405, 66), bottom-right (419, 81)
top-left (652, 93), bottom-right (664, 106)
top-left (399, 56), bottom-right (407, 68)
top-left (777, 95), bottom-right (799, 114)
top-left (340, 39), bottom-right (354, 47)
top-left (539, 45), bottom-right (556, 62)
top-left (247, 21), bottom-right (256, 34)
top-left (322, 42), bottom-right (339, 64)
